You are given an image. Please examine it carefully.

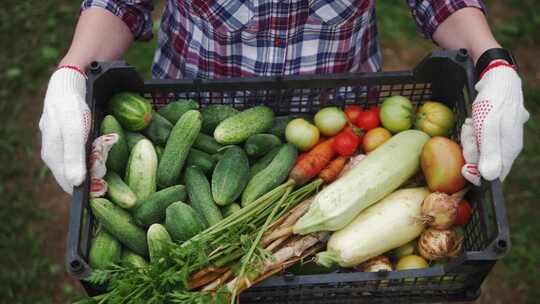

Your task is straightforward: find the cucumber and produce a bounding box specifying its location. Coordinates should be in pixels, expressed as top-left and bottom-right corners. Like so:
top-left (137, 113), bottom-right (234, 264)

top-left (88, 229), bottom-right (122, 270)
top-left (212, 150), bottom-right (227, 163)
top-left (186, 148), bottom-right (216, 174)
top-left (121, 250), bottom-right (148, 268)
top-left (185, 166), bottom-right (223, 226)
top-left (147, 224), bottom-right (172, 263)
top-left (100, 115), bottom-right (129, 174)
top-left (211, 146), bottom-right (249, 206)
top-left (193, 133), bottom-right (223, 154)
top-left (142, 112), bottom-right (172, 146)
top-left (125, 132), bottom-right (148, 151)
top-left (214, 106), bottom-right (274, 144)
top-left (155, 146), bottom-right (164, 162)
top-left (244, 134), bottom-right (281, 158)
top-left (201, 104), bottom-right (239, 134)
top-left (157, 110), bottom-right (202, 188)
top-left (109, 92), bottom-right (153, 131)
top-left (249, 146), bottom-right (281, 179)
top-left (241, 143), bottom-right (297, 206)
top-left (133, 185), bottom-right (187, 227)
top-left (90, 198), bottom-right (148, 256)
top-left (157, 100), bottom-right (199, 124)
top-left (165, 201), bottom-right (205, 242)
top-left (267, 114), bottom-right (312, 139)
top-left (104, 172), bottom-right (138, 209)
top-left (221, 203), bottom-right (241, 217)
top-left (125, 139), bottom-right (158, 200)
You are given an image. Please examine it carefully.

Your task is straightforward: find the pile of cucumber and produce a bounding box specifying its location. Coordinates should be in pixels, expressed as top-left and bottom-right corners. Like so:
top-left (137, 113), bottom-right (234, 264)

top-left (89, 93), bottom-right (300, 270)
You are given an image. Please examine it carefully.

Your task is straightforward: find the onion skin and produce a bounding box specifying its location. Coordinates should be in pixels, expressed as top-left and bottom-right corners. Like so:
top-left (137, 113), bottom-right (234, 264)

top-left (360, 256), bottom-right (393, 272)
top-left (418, 228), bottom-right (463, 261)
top-left (420, 192), bottom-right (458, 229)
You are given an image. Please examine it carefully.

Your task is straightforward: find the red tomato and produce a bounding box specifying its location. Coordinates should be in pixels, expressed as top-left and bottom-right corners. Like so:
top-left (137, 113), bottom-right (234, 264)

top-left (344, 105), bottom-right (363, 124)
top-left (369, 105), bottom-right (381, 117)
top-left (332, 127), bottom-right (361, 156)
top-left (356, 110), bottom-right (380, 131)
top-left (455, 200), bottom-right (472, 226)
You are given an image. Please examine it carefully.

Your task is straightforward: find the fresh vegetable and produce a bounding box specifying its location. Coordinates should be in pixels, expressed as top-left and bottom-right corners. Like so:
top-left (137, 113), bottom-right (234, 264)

top-left (344, 105), bottom-right (363, 124)
top-left (147, 223), bottom-right (172, 263)
top-left (104, 172), bottom-right (138, 209)
top-left (360, 256), bottom-right (392, 272)
top-left (418, 228), bottom-right (463, 261)
top-left (157, 99), bottom-right (199, 124)
top-left (333, 126), bottom-right (361, 157)
top-left (396, 254), bottom-right (429, 270)
top-left (380, 95), bottom-right (414, 133)
top-left (90, 198), bottom-right (148, 256)
top-left (185, 166), bottom-right (223, 226)
top-left (294, 130), bottom-right (430, 234)
top-left (420, 189), bottom-right (468, 230)
top-left (289, 138), bottom-right (335, 185)
top-left (244, 134), bottom-right (282, 158)
top-left (186, 148), bottom-right (216, 174)
top-left (455, 200), bottom-right (472, 226)
top-left (157, 110), bottom-right (202, 188)
top-left (242, 143), bottom-right (297, 206)
top-left (415, 101), bottom-right (455, 137)
top-left (369, 105), bottom-right (381, 117)
top-left (212, 146), bottom-right (250, 206)
top-left (100, 115), bottom-right (129, 174)
top-left (362, 127), bottom-right (391, 153)
top-left (421, 136), bottom-right (466, 193)
top-left (155, 146), bottom-right (164, 162)
top-left (249, 146), bottom-right (281, 179)
top-left (125, 132), bottom-right (147, 151)
top-left (392, 240), bottom-right (416, 259)
top-left (89, 229), bottom-right (122, 270)
top-left (315, 188), bottom-right (430, 267)
top-left (285, 118), bottom-right (320, 151)
top-left (164, 201), bottom-right (205, 242)
top-left (193, 133), bottom-right (224, 154)
top-left (214, 106), bottom-right (274, 144)
top-left (121, 250), bottom-right (148, 268)
top-left (319, 156), bottom-right (348, 183)
top-left (221, 203), bottom-right (241, 217)
top-left (133, 185), bottom-right (187, 227)
top-left (200, 104), bottom-right (239, 134)
top-left (314, 107), bottom-right (347, 136)
top-left (109, 92), bottom-right (153, 131)
top-left (355, 109), bottom-right (380, 131)
top-left (142, 111), bottom-right (173, 146)
top-left (125, 139), bottom-right (158, 200)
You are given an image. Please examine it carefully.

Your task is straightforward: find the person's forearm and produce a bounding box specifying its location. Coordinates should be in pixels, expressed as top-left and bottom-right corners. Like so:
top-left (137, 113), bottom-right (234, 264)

top-left (60, 7), bottom-right (134, 71)
top-left (433, 7), bottom-right (501, 64)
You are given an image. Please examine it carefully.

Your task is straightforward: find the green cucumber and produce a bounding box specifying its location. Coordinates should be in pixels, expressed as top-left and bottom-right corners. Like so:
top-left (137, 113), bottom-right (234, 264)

top-left (244, 133), bottom-right (281, 158)
top-left (241, 143), bottom-right (297, 206)
top-left (211, 146), bottom-right (249, 206)
top-left (100, 115), bottom-right (129, 174)
top-left (157, 100), bottom-right (199, 124)
top-left (157, 110), bottom-right (202, 188)
top-left (201, 105), bottom-right (239, 134)
top-left (193, 133), bottom-right (223, 154)
top-left (221, 203), bottom-right (241, 217)
top-left (125, 139), bottom-right (157, 200)
top-left (185, 166), bottom-right (223, 226)
top-left (186, 148), bottom-right (216, 174)
top-left (214, 106), bottom-right (274, 144)
top-left (121, 250), bottom-right (148, 268)
top-left (142, 112), bottom-right (172, 146)
top-left (249, 146), bottom-right (281, 179)
top-left (133, 185), bottom-right (187, 227)
top-left (109, 92), bottom-right (153, 131)
top-left (147, 224), bottom-right (172, 263)
top-left (90, 198), bottom-right (148, 256)
top-left (88, 229), bottom-right (122, 270)
top-left (104, 172), bottom-right (138, 209)
top-left (125, 132), bottom-right (148, 151)
top-left (165, 201), bottom-right (205, 242)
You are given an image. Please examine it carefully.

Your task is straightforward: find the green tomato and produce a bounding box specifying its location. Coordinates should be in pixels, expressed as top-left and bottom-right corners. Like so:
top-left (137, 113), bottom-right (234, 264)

top-left (380, 96), bottom-right (414, 133)
top-left (396, 254), bottom-right (429, 271)
top-left (285, 118), bottom-right (320, 151)
top-left (414, 101), bottom-right (455, 137)
top-left (314, 107), bottom-right (347, 136)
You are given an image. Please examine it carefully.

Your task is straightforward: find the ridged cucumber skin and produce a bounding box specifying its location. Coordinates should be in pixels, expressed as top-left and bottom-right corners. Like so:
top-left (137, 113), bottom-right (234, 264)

top-left (165, 201), bottom-right (205, 242)
top-left (147, 224), bottom-right (172, 263)
top-left (185, 166), bottom-right (223, 226)
top-left (157, 110), bottom-right (202, 188)
top-left (157, 100), bottom-right (199, 124)
top-left (125, 132), bottom-right (148, 151)
top-left (241, 143), bottom-right (297, 206)
top-left (193, 133), bottom-right (224, 154)
top-left (214, 106), bottom-right (274, 144)
top-left (104, 172), bottom-right (138, 209)
top-left (186, 148), bottom-right (216, 174)
top-left (142, 112), bottom-right (173, 146)
top-left (88, 229), bottom-right (122, 270)
top-left (100, 115), bottom-right (129, 174)
top-left (211, 146), bottom-right (249, 206)
top-left (90, 198), bottom-right (148, 257)
top-left (125, 139), bottom-right (158, 200)
top-left (133, 185), bottom-right (187, 227)
top-left (244, 134), bottom-right (281, 158)
top-left (201, 105), bottom-right (239, 134)
top-left (121, 250), bottom-right (148, 268)
top-left (109, 92), bottom-right (153, 131)
top-left (221, 203), bottom-right (241, 217)
top-left (249, 146), bottom-right (281, 179)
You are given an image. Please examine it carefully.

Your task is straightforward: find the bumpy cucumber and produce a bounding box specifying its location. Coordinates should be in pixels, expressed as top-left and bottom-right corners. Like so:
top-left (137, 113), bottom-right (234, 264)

top-left (214, 106), bottom-right (274, 144)
top-left (186, 148), bottom-right (216, 174)
top-left (104, 172), bottom-right (138, 209)
top-left (133, 185), bottom-right (187, 227)
top-left (244, 133), bottom-right (281, 158)
top-left (249, 146), bottom-right (281, 179)
top-left (142, 112), bottom-right (173, 146)
top-left (125, 139), bottom-right (158, 200)
top-left (185, 166), bottom-right (223, 226)
top-left (165, 201), bottom-right (205, 242)
top-left (157, 100), bottom-right (199, 124)
top-left (100, 115), bottom-right (129, 174)
top-left (200, 105), bottom-right (239, 134)
top-left (147, 223), bottom-right (172, 263)
top-left (211, 146), bottom-right (249, 206)
top-left (88, 229), bottom-right (122, 270)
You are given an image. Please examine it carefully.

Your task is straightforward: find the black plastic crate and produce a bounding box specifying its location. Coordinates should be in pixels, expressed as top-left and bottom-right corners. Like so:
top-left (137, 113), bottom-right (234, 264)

top-left (67, 50), bottom-right (510, 303)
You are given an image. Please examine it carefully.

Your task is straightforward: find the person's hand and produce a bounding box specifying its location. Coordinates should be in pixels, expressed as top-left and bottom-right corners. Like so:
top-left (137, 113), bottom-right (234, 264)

top-left (461, 61), bottom-right (529, 185)
top-left (39, 66), bottom-right (91, 194)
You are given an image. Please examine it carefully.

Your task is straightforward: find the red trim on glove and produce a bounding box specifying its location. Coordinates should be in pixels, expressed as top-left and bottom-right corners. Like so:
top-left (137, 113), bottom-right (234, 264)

top-left (57, 64), bottom-right (87, 77)
top-left (479, 61), bottom-right (517, 79)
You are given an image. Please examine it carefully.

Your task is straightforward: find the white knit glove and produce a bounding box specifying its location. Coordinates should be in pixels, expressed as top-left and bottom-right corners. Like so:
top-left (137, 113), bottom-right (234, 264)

top-left (461, 62), bottom-right (529, 185)
top-left (39, 67), bottom-right (91, 194)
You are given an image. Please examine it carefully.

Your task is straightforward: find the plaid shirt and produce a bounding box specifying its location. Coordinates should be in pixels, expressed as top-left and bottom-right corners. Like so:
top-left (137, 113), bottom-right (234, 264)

top-left (82, 0), bottom-right (485, 79)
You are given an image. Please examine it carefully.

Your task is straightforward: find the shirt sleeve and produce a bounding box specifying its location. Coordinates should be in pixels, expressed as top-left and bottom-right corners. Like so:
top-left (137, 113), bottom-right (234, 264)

top-left (407, 0), bottom-right (487, 40)
top-left (81, 0), bottom-right (154, 41)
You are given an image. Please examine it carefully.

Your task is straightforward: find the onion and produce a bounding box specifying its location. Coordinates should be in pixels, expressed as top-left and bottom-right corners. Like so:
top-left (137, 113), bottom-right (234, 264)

top-left (360, 255), bottom-right (393, 272)
top-left (418, 228), bottom-right (464, 261)
top-left (420, 188), bottom-right (468, 229)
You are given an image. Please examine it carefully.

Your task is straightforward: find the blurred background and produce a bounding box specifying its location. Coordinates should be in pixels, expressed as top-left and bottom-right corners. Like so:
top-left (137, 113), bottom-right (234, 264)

top-left (0, 0), bottom-right (538, 303)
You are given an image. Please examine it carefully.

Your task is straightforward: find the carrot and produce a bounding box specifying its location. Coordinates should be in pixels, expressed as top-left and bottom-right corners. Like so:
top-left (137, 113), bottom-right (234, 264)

top-left (319, 156), bottom-right (348, 183)
top-left (289, 138), bottom-right (335, 185)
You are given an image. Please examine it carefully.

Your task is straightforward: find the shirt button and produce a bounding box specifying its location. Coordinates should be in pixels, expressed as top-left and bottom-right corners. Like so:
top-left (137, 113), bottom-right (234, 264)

top-left (275, 37), bottom-right (284, 47)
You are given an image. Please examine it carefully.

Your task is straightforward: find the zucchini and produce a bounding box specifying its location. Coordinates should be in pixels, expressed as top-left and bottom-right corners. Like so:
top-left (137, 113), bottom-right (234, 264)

top-left (88, 229), bottom-right (122, 270)
top-left (201, 104), bottom-right (239, 134)
top-left (90, 198), bottom-right (148, 256)
top-left (185, 166), bottom-right (223, 226)
top-left (249, 146), bottom-right (281, 179)
top-left (125, 139), bottom-right (158, 200)
top-left (193, 133), bottom-right (223, 154)
top-left (244, 134), bottom-right (281, 158)
top-left (125, 132), bottom-right (147, 151)
top-left (100, 115), bottom-right (129, 174)
top-left (211, 146), bottom-right (249, 206)
top-left (121, 250), bottom-right (148, 268)
top-left (186, 148), bottom-right (216, 174)
top-left (157, 100), bottom-right (199, 124)
top-left (293, 130), bottom-right (430, 235)
top-left (214, 106), bottom-right (274, 144)
top-left (147, 224), bottom-right (172, 263)
top-left (133, 185), bottom-right (187, 227)
top-left (104, 172), bottom-right (138, 209)
top-left (157, 110), bottom-right (202, 188)
top-left (221, 203), bottom-right (241, 217)
top-left (109, 92), bottom-right (153, 131)
top-left (165, 201), bottom-right (205, 242)
top-left (142, 112), bottom-right (172, 146)
top-left (241, 143), bottom-right (297, 206)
